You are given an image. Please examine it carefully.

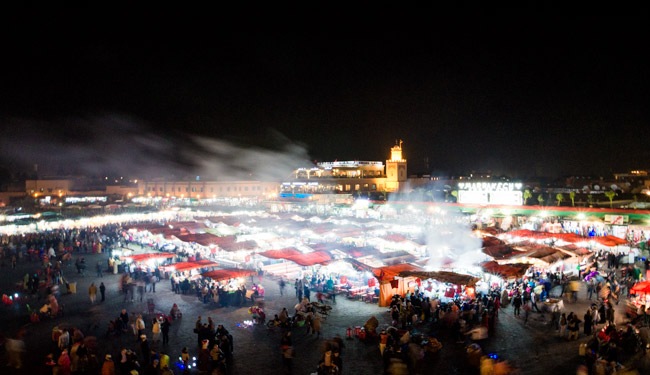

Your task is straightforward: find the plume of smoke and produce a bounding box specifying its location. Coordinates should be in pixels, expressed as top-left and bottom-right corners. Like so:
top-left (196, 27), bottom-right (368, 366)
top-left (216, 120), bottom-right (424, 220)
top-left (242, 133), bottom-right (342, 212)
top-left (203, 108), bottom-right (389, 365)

top-left (385, 180), bottom-right (482, 271)
top-left (0, 115), bottom-right (312, 181)
top-left (188, 136), bottom-right (311, 181)
top-left (423, 209), bottom-right (483, 271)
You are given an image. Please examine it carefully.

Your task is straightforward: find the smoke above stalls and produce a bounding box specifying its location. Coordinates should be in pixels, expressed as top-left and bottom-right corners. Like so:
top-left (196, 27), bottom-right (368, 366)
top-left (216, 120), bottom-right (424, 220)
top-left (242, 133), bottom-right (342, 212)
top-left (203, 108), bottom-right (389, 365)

top-left (187, 136), bottom-right (310, 182)
top-left (423, 208), bottom-right (483, 271)
top-left (0, 115), bottom-right (312, 181)
top-left (385, 181), bottom-right (483, 271)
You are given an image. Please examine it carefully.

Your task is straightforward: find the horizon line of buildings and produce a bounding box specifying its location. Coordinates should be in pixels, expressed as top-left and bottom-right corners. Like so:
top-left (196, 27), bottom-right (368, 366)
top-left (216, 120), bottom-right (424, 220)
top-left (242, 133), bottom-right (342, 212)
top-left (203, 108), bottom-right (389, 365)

top-left (1, 142), bottom-right (650, 208)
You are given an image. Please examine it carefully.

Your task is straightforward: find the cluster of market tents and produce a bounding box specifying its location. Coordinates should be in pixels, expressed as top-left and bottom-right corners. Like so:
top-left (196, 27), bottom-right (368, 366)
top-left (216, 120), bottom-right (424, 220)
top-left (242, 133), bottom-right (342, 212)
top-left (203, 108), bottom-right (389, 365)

top-left (118, 216), bottom-right (633, 307)
top-left (119, 251), bottom-right (256, 283)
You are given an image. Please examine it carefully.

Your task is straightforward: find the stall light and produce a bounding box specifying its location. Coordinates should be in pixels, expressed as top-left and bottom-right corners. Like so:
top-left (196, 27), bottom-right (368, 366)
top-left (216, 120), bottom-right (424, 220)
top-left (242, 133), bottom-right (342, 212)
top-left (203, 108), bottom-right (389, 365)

top-left (539, 211), bottom-right (548, 218)
top-left (577, 213), bottom-right (586, 220)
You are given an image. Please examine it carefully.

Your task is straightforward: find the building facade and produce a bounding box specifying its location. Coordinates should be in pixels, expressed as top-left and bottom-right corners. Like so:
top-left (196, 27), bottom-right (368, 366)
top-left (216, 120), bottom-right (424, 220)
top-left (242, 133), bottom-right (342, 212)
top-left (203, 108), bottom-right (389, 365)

top-left (282, 141), bottom-right (408, 197)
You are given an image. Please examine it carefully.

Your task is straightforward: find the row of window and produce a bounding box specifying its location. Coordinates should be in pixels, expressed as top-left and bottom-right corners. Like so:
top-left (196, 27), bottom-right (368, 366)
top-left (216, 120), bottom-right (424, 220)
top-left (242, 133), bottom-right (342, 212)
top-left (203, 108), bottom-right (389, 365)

top-left (146, 185), bottom-right (266, 193)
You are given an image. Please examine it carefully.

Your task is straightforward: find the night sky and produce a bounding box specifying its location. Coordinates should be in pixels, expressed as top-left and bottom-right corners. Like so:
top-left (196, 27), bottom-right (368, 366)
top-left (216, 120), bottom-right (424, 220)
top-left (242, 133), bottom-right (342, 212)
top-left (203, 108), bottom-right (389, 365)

top-left (1, 8), bottom-right (649, 179)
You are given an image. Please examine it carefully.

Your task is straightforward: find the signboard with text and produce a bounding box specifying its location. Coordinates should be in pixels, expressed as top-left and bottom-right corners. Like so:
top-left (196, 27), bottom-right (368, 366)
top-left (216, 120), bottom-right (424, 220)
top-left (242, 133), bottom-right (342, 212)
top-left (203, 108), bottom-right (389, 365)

top-left (457, 182), bottom-right (523, 205)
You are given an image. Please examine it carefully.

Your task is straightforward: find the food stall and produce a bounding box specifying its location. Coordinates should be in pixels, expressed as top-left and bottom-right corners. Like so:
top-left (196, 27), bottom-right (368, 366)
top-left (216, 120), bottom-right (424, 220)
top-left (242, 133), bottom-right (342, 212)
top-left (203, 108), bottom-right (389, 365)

top-left (542, 285), bottom-right (565, 313)
top-left (626, 281), bottom-right (650, 320)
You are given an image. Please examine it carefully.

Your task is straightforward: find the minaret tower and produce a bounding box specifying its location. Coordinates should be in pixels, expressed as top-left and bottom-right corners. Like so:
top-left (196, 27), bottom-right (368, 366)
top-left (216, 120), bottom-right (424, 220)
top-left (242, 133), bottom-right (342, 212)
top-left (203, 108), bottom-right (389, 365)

top-left (385, 140), bottom-right (407, 192)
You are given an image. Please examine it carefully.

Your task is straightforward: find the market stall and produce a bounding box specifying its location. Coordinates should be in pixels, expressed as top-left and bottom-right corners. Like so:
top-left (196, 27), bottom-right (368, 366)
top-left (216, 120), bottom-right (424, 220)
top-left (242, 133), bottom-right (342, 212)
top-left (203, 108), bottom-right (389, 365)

top-left (161, 259), bottom-right (219, 273)
top-left (398, 270), bottom-right (481, 303)
top-left (372, 264), bottom-right (423, 307)
top-left (627, 281), bottom-right (650, 320)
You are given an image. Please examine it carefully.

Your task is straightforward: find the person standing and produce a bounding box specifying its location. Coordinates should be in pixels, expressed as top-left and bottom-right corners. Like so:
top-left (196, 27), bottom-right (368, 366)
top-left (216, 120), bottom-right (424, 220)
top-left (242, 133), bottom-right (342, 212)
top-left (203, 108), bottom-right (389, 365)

top-left (96, 261), bottom-right (103, 278)
top-left (101, 354), bottom-right (115, 375)
top-left (303, 284), bottom-right (311, 301)
top-left (161, 318), bottom-right (170, 346)
top-left (311, 314), bottom-right (322, 338)
top-left (89, 282), bottom-right (97, 304)
top-left (587, 278), bottom-right (596, 300)
top-left (152, 318), bottom-right (161, 345)
top-left (137, 280), bottom-right (145, 302)
top-left (279, 278), bottom-right (286, 296)
top-left (135, 314), bottom-right (146, 340)
top-left (568, 315), bottom-right (581, 340)
top-left (512, 294), bottom-right (522, 317)
top-left (295, 279), bottom-right (302, 301)
top-left (99, 282), bottom-right (106, 302)
top-left (379, 330), bottom-right (389, 356)
top-left (140, 335), bottom-right (151, 367)
top-left (606, 301), bottom-right (615, 325)
top-left (57, 349), bottom-right (71, 375)
top-left (583, 309), bottom-right (593, 335)
top-left (281, 344), bottom-right (294, 374)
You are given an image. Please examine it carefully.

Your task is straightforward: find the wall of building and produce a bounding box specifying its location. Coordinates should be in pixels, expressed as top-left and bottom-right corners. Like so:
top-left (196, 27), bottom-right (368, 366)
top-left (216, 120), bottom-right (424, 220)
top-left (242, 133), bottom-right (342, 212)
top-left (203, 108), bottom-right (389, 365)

top-left (25, 179), bottom-right (73, 197)
top-left (138, 180), bottom-right (280, 198)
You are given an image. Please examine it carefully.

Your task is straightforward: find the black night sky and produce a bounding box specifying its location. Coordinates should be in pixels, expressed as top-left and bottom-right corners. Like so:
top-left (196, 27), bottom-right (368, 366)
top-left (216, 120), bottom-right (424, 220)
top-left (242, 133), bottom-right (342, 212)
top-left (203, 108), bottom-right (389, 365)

top-left (1, 8), bottom-right (649, 180)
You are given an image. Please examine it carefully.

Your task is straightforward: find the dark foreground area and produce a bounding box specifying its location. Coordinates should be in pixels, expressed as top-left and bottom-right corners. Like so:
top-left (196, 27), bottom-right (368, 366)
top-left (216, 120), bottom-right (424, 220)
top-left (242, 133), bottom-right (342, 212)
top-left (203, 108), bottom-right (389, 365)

top-left (1, 246), bottom-right (649, 375)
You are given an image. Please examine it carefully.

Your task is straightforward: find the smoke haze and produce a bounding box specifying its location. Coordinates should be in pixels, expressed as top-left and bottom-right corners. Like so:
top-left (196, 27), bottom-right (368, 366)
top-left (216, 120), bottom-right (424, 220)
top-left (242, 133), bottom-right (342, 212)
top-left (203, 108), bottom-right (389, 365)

top-left (0, 114), bottom-right (312, 181)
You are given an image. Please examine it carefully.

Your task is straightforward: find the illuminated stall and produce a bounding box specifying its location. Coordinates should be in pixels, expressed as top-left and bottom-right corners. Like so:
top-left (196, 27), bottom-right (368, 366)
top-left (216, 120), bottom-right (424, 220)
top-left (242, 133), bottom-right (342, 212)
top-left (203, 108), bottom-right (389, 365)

top-left (627, 281), bottom-right (650, 320)
top-left (372, 264), bottom-right (423, 307)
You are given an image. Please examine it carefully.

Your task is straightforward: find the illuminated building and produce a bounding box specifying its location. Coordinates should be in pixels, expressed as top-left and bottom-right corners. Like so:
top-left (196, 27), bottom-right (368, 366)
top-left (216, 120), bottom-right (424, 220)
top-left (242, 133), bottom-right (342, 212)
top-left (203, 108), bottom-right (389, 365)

top-left (137, 179), bottom-right (280, 199)
top-left (282, 141), bottom-right (408, 197)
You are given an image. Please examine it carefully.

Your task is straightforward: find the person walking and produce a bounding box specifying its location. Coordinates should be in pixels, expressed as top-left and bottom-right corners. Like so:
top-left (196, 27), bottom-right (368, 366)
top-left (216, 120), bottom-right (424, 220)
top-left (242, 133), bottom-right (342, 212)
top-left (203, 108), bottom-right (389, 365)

top-left (96, 261), bottom-right (103, 278)
top-left (530, 291), bottom-right (541, 313)
top-left (523, 302), bottom-right (531, 325)
top-left (279, 278), bottom-right (286, 296)
top-left (99, 282), bottom-right (106, 302)
top-left (89, 282), bottom-right (97, 304)
top-left (311, 315), bottom-right (322, 338)
top-left (559, 313), bottom-right (568, 338)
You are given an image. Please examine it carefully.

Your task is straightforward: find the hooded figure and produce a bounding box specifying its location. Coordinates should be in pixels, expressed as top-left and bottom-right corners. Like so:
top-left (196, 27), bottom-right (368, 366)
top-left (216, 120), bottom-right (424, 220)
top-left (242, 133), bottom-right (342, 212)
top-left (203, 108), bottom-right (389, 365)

top-left (101, 354), bottom-right (115, 375)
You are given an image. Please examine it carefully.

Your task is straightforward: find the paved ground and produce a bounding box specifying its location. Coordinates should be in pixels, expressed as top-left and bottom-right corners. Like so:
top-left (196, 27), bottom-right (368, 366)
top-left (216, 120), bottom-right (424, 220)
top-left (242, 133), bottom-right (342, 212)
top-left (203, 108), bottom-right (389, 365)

top-left (1, 246), bottom-right (649, 375)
